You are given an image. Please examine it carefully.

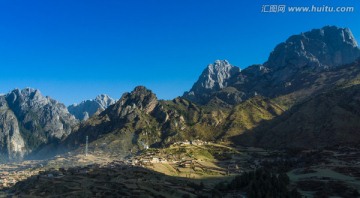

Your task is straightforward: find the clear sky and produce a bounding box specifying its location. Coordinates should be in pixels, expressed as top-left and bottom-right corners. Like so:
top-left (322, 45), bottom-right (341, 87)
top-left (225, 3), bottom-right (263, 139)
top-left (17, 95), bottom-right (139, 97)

top-left (0, 0), bottom-right (359, 105)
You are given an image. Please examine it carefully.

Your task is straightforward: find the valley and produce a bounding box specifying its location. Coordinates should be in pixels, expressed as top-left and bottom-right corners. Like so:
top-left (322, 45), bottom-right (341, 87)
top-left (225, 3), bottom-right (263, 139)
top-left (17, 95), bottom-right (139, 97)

top-left (1, 143), bottom-right (360, 197)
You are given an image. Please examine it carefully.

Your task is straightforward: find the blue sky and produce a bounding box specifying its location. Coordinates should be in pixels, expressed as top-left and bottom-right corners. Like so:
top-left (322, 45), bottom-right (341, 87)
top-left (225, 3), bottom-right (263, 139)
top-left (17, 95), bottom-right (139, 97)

top-left (0, 0), bottom-right (359, 105)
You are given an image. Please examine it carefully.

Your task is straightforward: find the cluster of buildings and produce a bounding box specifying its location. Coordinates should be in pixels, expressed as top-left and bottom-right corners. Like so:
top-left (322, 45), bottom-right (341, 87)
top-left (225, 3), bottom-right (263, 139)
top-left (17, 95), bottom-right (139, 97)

top-left (171, 140), bottom-right (209, 147)
top-left (130, 150), bottom-right (168, 167)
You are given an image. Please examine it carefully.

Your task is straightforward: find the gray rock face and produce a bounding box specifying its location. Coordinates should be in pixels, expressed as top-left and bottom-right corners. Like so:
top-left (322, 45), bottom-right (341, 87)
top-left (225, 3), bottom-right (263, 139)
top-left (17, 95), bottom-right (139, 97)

top-left (260, 26), bottom-right (360, 94)
top-left (0, 88), bottom-right (78, 161)
top-left (266, 26), bottom-right (360, 70)
top-left (183, 60), bottom-right (241, 104)
top-left (0, 97), bottom-right (25, 161)
top-left (68, 94), bottom-right (115, 121)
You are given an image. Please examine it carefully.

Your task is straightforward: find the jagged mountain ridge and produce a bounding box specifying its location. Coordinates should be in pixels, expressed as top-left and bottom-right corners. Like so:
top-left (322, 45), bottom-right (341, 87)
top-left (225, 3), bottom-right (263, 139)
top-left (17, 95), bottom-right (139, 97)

top-left (2, 26), bottom-right (360, 162)
top-left (59, 25), bottom-right (360, 154)
top-left (68, 94), bottom-right (116, 121)
top-left (184, 26), bottom-right (360, 106)
top-left (60, 86), bottom-right (230, 157)
top-left (0, 88), bottom-right (78, 161)
top-left (65, 73), bottom-right (356, 156)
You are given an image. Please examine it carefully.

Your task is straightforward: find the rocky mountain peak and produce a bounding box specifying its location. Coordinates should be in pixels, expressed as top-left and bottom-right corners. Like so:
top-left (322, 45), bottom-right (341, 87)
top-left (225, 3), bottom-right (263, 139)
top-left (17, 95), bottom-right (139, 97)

top-left (124, 86), bottom-right (158, 113)
top-left (203, 60), bottom-right (239, 89)
top-left (12, 87), bottom-right (42, 97)
top-left (6, 88), bottom-right (61, 112)
top-left (265, 26), bottom-right (360, 70)
top-left (68, 94), bottom-right (115, 121)
top-left (183, 60), bottom-right (241, 103)
top-left (132, 86), bottom-right (154, 96)
top-left (108, 86), bottom-right (158, 118)
top-left (95, 94), bottom-right (114, 104)
top-left (8, 88), bottom-right (37, 100)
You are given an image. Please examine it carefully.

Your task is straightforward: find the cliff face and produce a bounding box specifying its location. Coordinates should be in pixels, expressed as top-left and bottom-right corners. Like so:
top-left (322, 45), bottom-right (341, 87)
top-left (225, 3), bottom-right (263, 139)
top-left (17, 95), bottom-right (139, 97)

top-left (0, 88), bottom-right (78, 161)
top-left (0, 97), bottom-right (25, 161)
top-left (266, 26), bottom-right (360, 70)
top-left (262, 26), bottom-right (360, 90)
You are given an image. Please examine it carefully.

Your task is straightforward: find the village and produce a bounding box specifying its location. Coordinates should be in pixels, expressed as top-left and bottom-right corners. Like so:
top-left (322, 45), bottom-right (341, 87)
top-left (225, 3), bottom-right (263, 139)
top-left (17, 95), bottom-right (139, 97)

top-left (0, 140), bottom-right (248, 193)
top-left (129, 140), bottom-right (248, 178)
top-left (1, 142), bottom-right (360, 197)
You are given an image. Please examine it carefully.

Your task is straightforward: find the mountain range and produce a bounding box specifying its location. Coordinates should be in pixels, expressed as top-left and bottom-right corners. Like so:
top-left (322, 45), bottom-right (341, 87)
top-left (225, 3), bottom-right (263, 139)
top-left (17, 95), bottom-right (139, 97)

top-left (68, 94), bottom-right (116, 121)
top-left (1, 25), bottom-right (360, 162)
top-left (184, 26), bottom-right (360, 107)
